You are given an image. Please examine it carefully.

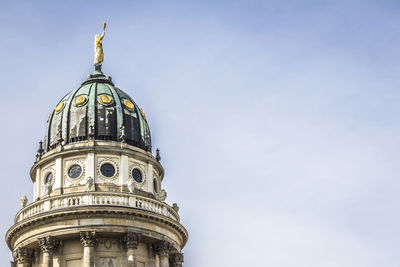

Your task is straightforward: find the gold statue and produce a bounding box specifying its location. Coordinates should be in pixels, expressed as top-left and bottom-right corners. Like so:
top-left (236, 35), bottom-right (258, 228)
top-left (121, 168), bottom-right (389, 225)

top-left (94, 22), bottom-right (107, 65)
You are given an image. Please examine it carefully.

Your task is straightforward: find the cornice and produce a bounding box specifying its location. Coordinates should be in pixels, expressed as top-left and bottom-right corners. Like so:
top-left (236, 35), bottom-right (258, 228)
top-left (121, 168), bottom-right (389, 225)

top-left (6, 205), bottom-right (188, 251)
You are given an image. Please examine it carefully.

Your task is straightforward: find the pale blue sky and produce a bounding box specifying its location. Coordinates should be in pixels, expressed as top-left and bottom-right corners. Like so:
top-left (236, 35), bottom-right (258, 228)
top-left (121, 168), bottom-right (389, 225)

top-left (1, 1), bottom-right (400, 266)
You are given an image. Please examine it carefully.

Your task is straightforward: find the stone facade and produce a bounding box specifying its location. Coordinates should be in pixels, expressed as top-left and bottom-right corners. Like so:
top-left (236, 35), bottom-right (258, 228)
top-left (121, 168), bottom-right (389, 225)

top-left (6, 69), bottom-right (188, 266)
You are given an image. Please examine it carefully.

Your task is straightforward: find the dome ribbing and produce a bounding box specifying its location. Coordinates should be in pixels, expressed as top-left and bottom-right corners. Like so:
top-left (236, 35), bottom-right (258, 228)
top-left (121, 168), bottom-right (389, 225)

top-left (44, 71), bottom-right (151, 152)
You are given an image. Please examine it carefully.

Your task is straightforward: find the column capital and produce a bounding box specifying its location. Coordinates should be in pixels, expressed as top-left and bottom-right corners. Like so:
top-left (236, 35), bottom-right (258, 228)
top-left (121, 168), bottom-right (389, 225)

top-left (154, 241), bottom-right (172, 257)
top-left (121, 232), bottom-right (141, 249)
top-left (38, 236), bottom-right (60, 253)
top-left (80, 231), bottom-right (97, 247)
top-left (13, 247), bottom-right (33, 264)
top-left (170, 253), bottom-right (184, 267)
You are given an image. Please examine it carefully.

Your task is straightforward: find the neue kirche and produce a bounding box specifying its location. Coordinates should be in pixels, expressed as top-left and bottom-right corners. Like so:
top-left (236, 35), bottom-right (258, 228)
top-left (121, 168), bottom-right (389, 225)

top-left (6, 23), bottom-right (188, 267)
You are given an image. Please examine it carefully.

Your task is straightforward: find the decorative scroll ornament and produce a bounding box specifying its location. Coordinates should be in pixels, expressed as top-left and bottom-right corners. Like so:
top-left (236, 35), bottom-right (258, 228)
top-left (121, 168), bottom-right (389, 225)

top-left (80, 231), bottom-right (97, 247)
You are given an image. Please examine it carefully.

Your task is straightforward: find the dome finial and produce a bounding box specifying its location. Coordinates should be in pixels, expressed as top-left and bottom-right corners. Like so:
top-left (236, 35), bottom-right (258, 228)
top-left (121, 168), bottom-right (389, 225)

top-left (94, 22), bottom-right (107, 72)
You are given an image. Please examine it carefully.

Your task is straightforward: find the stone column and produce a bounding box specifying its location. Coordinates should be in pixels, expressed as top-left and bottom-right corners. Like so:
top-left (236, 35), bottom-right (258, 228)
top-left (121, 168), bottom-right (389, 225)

top-left (38, 236), bottom-right (60, 267)
top-left (13, 247), bottom-right (33, 267)
top-left (170, 253), bottom-right (184, 267)
top-left (147, 244), bottom-right (156, 267)
top-left (154, 241), bottom-right (171, 267)
top-left (122, 232), bottom-right (141, 267)
top-left (80, 231), bottom-right (97, 267)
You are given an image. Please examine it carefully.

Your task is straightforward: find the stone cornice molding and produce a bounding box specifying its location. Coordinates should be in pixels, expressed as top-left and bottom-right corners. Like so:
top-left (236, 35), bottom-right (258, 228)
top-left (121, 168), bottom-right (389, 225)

top-left (80, 231), bottom-right (97, 247)
top-left (7, 206), bottom-right (188, 251)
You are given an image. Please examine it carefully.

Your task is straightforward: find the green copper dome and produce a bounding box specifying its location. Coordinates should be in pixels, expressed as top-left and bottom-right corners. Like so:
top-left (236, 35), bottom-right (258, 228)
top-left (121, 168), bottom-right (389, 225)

top-left (44, 71), bottom-right (151, 152)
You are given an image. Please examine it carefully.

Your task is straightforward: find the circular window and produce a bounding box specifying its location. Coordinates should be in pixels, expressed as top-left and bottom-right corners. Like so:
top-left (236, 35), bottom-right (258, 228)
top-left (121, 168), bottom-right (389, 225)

top-left (100, 163), bottom-right (116, 177)
top-left (45, 173), bottom-right (53, 184)
top-left (68, 165), bottom-right (82, 179)
top-left (132, 169), bottom-right (143, 183)
top-left (153, 179), bottom-right (159, 193)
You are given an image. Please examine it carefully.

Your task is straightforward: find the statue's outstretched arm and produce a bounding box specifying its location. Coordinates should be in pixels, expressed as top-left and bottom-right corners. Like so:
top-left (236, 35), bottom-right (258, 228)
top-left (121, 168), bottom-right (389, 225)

top-left (100, 22), bottom-right (106, 40)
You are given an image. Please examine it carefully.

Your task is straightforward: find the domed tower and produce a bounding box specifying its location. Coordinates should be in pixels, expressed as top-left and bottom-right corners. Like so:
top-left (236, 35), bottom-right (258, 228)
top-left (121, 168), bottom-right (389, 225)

top-left (6, 25), bottom-right (187, 267)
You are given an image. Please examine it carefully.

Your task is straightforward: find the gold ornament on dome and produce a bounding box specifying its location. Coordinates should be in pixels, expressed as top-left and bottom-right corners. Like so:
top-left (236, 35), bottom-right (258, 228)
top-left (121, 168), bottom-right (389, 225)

top-left (98, 94), bottom-right (113, 105)
top-left (74, 95), bottom-right (87, 106)
top-left (139, 108), bottom-right (146, 119)
top-left (55, 102), bottom-right (65, 112)
top-left (123, 99), bottom-right (135, 110)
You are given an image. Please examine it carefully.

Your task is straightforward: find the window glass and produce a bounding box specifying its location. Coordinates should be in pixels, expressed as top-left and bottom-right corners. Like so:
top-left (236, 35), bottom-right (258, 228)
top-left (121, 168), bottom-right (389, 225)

top-left (100, 163), bottom-right (115, 177)
top-left (132, 169), bottom-right (143, 183)
top-left (45, 173), bottom-right (53, 184)
top-left (68, 165), bottom-right (82, 179)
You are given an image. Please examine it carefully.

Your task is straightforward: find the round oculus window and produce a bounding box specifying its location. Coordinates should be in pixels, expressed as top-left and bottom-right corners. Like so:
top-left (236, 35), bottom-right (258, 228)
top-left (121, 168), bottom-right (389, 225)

top-left (68, 165), bottom-right (82, 179)
top-left (132, 169), bottom-right (143, 183)
top-left (45, 173), bottom-right (53, 184)
top-left (100, 163), bottom-right (116, 177)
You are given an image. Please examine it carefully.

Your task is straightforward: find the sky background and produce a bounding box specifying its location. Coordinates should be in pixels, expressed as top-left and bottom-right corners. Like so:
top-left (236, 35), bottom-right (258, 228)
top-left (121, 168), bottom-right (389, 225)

top-left (0, 0), bottom-right (400, 266)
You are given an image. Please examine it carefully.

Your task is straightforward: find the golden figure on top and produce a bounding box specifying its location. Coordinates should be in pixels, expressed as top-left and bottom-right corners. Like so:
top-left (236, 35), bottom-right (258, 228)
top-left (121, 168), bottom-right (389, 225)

top-left (94, 22), bottom-right (107, 65)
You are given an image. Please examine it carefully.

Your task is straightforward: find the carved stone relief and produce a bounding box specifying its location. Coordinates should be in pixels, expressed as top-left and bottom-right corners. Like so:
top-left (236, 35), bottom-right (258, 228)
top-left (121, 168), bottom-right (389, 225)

top-left (100, 258), bottom-right (116, 267)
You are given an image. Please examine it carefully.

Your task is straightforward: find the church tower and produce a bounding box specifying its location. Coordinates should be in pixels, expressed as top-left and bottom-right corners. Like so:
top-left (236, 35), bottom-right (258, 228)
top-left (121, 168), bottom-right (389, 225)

top-left (6, 25), bottom-right (188, 267)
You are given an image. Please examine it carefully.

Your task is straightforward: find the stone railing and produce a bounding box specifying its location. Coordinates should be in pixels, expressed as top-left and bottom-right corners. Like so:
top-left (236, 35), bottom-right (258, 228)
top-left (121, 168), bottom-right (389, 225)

top-left (15, 192), bottom-right (179, 223)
